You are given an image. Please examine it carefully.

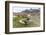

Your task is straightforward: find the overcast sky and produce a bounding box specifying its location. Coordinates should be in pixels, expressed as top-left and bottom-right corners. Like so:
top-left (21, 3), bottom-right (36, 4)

top-left (12, 6), bottom-right (40, 13)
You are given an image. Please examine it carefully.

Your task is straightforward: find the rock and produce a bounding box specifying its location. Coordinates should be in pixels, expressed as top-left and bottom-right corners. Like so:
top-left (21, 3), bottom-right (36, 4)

top-left (19, 19), bottom-right (25, 24)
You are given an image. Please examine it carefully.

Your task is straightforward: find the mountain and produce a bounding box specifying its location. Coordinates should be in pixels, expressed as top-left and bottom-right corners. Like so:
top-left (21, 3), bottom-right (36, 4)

top-left (22, 9), bottom-right (40, 13)
top-left (13, 8), bottom-right (40, 16)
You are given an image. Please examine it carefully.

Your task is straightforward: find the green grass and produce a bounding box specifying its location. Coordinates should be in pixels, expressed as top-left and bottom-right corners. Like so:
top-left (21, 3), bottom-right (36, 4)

top-left (13, 15), bottom-right (40, 28)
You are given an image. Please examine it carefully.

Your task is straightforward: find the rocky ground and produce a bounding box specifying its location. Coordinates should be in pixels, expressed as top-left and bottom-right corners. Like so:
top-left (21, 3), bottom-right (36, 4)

top-left (13, 15), bottom-right (40, 28)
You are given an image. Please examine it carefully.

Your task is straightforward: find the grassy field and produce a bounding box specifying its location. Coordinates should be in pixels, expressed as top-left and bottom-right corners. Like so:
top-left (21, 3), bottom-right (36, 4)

top-left (13, 15), bottom-right (40, 28)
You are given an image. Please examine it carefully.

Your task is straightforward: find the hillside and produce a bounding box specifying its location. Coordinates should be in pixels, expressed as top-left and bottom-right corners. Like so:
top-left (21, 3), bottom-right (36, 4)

top-left (13, 8), bottom-right (40, 16)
